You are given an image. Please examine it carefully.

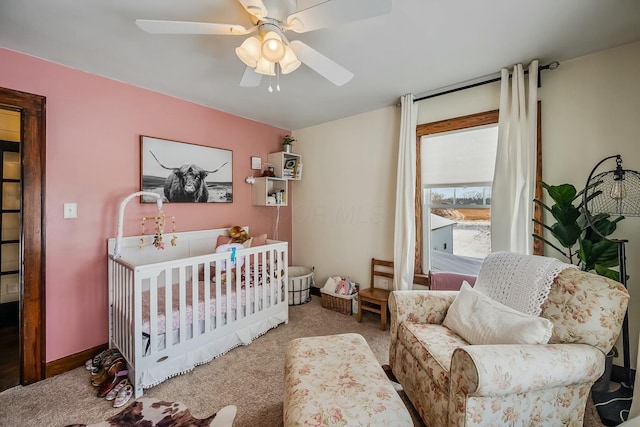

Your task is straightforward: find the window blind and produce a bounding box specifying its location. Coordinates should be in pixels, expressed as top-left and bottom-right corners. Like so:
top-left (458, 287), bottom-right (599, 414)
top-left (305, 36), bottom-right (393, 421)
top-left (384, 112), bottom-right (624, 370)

top-left (421, 125), bottom-right (498, 186)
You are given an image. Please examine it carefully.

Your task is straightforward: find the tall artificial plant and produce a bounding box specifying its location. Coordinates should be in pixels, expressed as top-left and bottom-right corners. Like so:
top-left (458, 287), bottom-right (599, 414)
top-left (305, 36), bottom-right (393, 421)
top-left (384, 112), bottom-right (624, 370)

top-left (533, 181), bottom-right (624, 281)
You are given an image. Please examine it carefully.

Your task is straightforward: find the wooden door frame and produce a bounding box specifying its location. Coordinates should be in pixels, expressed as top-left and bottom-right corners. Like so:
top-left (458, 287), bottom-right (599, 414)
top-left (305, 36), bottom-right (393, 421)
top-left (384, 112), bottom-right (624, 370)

top-left (0, 86), bottom-right (46, 384)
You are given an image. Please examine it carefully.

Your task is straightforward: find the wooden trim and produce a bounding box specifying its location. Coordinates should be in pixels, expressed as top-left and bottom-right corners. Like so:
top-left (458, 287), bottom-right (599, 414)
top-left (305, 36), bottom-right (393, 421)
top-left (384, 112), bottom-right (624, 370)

top-left (45, 343), bottom-right (108, 378)
top-left (416, 110), bottom-right (499, 137)
top-left (414, 134), bottom-right (423, 274)
top-left (0, 86), bottom-right (46, 385)
top-left (413, 273), bottom-right (430, 287)
top-left (533, 101), bottom-right (544, 255)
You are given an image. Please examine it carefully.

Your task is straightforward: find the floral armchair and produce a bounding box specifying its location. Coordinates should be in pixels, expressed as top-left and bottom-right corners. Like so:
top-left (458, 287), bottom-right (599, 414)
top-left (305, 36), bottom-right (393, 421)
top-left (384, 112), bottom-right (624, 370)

top-left (389, 257), bottom-right (629, 426)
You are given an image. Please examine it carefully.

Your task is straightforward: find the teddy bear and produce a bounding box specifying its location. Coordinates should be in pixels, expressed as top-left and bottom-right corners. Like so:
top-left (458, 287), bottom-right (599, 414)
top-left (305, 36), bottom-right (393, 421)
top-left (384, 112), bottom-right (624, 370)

top-left (228, 225), bottom-right (250, 244)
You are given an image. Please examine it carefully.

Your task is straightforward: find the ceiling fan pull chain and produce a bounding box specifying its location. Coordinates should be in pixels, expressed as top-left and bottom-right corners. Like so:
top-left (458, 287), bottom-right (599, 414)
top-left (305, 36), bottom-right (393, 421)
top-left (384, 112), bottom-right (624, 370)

top-left (276, 64), bottom-right (281, 92)
top-left (268, 74), bottom-right (273, 93)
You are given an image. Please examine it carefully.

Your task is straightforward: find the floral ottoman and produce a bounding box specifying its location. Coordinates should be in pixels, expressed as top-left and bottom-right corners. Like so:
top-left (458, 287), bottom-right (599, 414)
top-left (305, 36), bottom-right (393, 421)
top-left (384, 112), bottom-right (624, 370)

top-left (283, 333), bottom-right (413, 426)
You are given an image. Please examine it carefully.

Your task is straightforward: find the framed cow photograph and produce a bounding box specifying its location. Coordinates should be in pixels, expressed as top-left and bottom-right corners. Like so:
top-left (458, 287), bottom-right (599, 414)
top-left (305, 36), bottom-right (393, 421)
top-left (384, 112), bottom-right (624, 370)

top-left (140, 135), bottom-right (233, 203)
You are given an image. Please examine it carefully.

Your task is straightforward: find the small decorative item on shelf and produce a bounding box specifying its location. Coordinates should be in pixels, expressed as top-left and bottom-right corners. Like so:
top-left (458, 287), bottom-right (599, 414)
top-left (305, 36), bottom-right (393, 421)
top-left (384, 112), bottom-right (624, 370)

top-left (282, 135), bottom-right (295, 153)
top-left (283, 158), bottom-right (298, 179)
top-left (262, 165), bottom-right (276, 177)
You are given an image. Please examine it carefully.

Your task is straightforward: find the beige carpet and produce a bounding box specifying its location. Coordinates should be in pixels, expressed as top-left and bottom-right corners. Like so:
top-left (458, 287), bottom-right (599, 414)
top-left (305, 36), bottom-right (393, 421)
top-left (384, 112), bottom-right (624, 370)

top-left (0, 296), bottom-right (604, 427)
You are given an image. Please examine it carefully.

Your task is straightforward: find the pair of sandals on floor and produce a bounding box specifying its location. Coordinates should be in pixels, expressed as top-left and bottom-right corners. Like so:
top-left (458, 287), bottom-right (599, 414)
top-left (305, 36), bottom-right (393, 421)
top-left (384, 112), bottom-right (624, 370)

top-left (86, 349), bottom-right (132, 408)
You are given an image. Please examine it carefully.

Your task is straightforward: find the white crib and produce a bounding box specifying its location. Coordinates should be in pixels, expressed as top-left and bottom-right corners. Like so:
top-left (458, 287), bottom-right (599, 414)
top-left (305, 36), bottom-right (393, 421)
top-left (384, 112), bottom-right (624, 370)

top-left (107, 228), bottom-right (288, 398)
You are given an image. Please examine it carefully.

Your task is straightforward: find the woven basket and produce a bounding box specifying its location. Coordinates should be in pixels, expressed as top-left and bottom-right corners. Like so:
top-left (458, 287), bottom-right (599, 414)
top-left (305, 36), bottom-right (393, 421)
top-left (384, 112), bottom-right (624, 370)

top-left (320, 289), bottom-right (356, 315)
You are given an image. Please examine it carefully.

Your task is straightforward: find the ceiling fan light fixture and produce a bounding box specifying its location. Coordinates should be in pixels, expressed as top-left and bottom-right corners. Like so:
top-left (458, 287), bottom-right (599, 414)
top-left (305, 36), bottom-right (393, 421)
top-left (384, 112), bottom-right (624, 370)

top-left (261, 31), bottom-right (286, 62)
top-left (279, 46), bottom-right (301, 74)
top-left (255, 56), bottom-right (276, 76)
top-left (235, 36), bottom-right (262, 67)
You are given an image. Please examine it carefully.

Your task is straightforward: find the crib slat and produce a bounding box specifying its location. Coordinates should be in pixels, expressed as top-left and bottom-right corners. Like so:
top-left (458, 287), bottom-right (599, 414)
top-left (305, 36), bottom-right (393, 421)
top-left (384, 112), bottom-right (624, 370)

top-left (225, 256), bottom-right (233, 323)
top-left (271, 249), bottom-right (277, 307)
top-left (269, 249), bottom-right (275, 306)
top-left (191, 263), bottom-right (201, 337)
top-left (214, 260), bottom-right (222, 328)
top-left (277, 249), bottom-right (285, 304)
top-left (120, 266), bottom-right (128, 361)
top-left (235, 257), bottom-right (242, 319)
top-left (250, 250), bottom-right (257, 315)
top-left (126, 267), bottom-right (134, 360)
top-left (111, 262), bottom-right (119, 349)
top-left (256, 250), bottom-right (263, 313)
top-left (203, 261), bottom-right (211, 333)
top-left (149, 275), bottom-right (158, 355)
top-left (178, 266), bottom-right (187, 343)
top-left (164, 268), bottom-right (172, 350)
top-left (272, 250), bottom-right (278, 305)
top-left (259, 251), bottom-right (269, 310)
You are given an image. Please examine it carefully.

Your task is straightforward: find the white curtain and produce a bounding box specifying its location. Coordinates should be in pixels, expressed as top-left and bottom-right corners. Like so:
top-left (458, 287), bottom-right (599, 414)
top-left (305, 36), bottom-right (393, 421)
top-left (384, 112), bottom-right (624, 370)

top-left (393, 94), bottom-right (417, 290)
top-left (491, 60), bottom-right (539, 254)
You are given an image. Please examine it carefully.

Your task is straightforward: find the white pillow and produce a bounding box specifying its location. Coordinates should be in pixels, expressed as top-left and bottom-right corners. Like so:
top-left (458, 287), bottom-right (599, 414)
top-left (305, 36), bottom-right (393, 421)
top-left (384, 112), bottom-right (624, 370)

top-left (442, 281), bottom-right (553, 345)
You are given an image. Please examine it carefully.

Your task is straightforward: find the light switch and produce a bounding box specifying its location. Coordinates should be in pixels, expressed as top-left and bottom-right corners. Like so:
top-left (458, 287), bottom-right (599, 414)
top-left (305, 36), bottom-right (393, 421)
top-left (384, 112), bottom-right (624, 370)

top-left (63, 203), bottom-right (77, 219)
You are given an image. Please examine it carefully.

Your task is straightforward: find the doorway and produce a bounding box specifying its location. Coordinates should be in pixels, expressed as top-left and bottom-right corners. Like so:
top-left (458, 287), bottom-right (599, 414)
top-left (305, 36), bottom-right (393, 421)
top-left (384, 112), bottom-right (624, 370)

top-left (0, 113), bottom-right (21, 391)
top-left (0, 87), bottom-right (46, 389)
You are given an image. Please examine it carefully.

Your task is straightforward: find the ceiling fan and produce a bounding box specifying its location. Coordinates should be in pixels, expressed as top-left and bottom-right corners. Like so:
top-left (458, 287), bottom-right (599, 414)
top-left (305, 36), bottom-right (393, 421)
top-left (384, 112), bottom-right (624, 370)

top-left (135, 0), bottom-right (391, 89)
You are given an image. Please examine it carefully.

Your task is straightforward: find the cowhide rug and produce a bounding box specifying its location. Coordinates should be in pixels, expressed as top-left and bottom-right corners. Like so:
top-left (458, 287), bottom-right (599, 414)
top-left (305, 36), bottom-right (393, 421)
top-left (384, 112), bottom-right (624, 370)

top-left (67, 398), bottom-right (237, 427)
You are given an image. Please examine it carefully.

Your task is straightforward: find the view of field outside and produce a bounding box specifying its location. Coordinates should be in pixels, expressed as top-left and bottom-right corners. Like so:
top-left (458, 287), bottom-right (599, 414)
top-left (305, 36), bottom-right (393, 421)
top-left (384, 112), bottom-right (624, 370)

top-left (431, 187), bottom-right (491, 259)
top-left (424, 124), bottom-right (498, 262)
top-left (438, 208), bottom-right (491, 259)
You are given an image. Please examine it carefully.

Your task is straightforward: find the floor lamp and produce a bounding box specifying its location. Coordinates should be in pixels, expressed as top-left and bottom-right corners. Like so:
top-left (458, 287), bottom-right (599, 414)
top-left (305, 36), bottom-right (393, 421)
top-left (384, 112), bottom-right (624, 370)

top-left (584, 154), bottom-right (640, 388)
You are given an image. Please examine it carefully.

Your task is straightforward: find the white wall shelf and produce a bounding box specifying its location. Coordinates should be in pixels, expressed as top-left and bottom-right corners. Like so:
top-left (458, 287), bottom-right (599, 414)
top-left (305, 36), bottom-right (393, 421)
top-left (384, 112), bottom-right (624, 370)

top-left (251, 177), bottom-right (288, 206)
top-left (268, 151), bottom-right (302, 181)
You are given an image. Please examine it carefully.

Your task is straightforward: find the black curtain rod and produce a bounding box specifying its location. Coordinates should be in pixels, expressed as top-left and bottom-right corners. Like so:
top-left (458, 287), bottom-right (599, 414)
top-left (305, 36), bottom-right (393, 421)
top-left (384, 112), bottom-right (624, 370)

top-left (413, 61), bottom-right (559, 103)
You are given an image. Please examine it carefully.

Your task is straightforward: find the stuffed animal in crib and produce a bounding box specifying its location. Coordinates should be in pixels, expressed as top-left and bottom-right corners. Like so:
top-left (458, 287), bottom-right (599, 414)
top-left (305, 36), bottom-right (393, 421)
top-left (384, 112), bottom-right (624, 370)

top-left (229, 226), bottom-right (250, 244)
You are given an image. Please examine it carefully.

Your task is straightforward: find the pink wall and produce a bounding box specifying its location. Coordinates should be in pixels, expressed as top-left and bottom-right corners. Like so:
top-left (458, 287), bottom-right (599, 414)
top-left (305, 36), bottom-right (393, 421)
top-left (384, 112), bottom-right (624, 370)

top-left (0, 48), bottom-right (292, 362)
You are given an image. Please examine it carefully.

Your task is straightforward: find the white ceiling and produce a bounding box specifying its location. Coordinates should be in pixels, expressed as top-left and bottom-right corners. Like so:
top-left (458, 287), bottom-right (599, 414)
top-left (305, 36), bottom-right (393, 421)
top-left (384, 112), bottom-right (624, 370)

top-left (1, 0), bottom-right (640, 130)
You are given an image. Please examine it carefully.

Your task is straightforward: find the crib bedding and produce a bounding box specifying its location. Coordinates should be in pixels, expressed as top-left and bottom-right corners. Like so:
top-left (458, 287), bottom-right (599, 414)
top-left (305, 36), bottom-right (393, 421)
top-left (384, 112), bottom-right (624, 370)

top-left (141, 279), bottom-right (275, 335)
top-left (141, 262), bottom-right (281, 334)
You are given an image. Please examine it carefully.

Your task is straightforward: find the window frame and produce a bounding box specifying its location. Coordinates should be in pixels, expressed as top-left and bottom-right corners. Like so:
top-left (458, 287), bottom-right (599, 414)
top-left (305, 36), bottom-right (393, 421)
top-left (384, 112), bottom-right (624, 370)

top-left (414, 106), bottom-right (543, 275)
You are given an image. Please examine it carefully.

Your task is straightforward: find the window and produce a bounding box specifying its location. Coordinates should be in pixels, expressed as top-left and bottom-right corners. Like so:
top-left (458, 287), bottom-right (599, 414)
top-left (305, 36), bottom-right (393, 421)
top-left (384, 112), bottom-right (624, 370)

top-left (422, 125), bottom-right (497, 274)
top-left (414, 108), bottom-right (543, 278)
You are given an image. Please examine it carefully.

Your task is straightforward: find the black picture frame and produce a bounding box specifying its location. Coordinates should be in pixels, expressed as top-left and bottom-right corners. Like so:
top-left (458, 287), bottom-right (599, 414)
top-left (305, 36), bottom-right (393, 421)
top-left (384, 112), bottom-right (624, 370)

top-left (140, 135), bottom-right (233, 203)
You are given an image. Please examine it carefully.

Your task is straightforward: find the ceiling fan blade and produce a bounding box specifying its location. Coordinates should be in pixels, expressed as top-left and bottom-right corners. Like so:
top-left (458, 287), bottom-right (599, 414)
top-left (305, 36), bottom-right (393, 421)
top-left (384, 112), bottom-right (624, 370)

top-left (135, 19), bottom-right (253, 35)
top-left (289, 40), bottom-right (353, 86)
top-left (286, 0), bottom-right (391, 33)
top-left (239, 66), bottom-right (263, 87)
top-left (237, 0), bottom-right (268, 20)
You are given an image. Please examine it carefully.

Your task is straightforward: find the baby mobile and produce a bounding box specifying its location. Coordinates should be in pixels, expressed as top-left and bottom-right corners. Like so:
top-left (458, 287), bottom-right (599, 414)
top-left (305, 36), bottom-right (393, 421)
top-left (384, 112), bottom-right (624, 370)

top-left (139, 208), bottom-right (178, 250)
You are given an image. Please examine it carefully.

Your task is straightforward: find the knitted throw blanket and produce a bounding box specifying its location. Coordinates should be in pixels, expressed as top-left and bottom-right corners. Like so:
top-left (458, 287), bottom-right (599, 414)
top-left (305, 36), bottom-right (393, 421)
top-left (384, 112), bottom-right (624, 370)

top-left (473, 251), bottom-right (577, 316)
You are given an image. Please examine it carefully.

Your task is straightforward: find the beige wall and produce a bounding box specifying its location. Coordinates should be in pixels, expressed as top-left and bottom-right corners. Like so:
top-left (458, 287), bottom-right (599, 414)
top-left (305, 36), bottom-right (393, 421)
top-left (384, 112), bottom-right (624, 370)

top-left (291, 106), bottom-right (399, 288)
top-left (293, 40), bottom-right (640, 367)
top-left (541, 41), bottom-right (640, 368)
